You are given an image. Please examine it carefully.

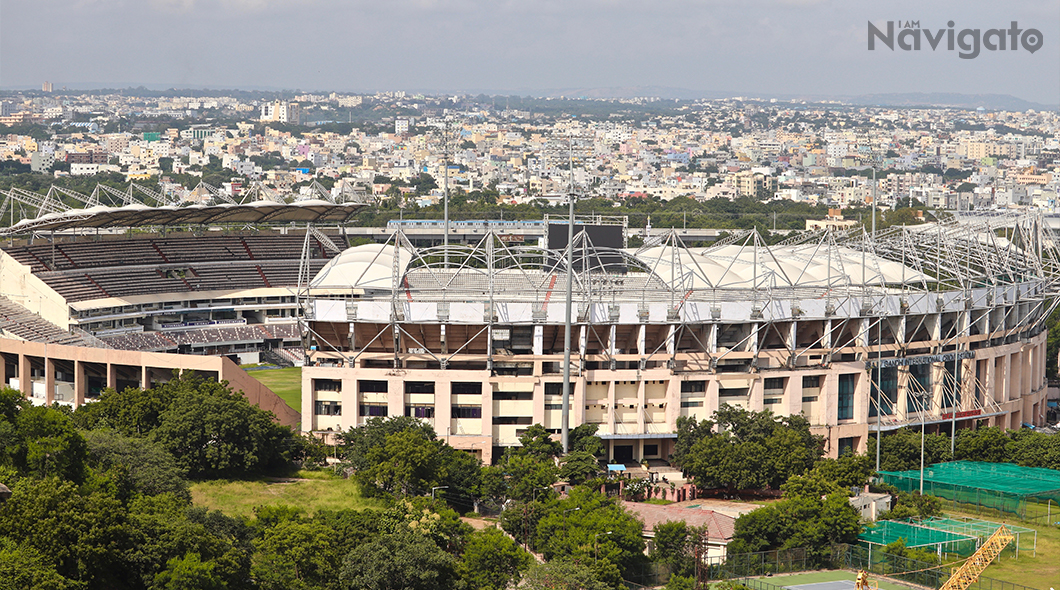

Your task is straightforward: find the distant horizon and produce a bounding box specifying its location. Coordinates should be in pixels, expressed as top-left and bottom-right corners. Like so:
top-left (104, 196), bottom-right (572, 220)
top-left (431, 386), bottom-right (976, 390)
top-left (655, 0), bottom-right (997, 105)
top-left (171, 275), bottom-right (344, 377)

top-left (3, 0), bottom-right (1057, 108)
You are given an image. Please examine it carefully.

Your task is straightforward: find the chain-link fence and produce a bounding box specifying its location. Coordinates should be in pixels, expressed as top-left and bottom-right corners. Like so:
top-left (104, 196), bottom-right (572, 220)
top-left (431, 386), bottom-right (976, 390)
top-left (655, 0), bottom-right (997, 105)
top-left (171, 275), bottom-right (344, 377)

top-left (832, 543), bottom-right (1042, 590)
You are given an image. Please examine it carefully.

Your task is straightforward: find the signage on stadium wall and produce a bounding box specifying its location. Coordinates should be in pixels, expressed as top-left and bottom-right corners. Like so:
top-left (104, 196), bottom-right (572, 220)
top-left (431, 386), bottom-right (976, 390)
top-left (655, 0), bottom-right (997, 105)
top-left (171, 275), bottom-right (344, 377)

top-left (940, 409), bottom-right (982, 420)
top-left (869, 350), bottom-right (975, 368)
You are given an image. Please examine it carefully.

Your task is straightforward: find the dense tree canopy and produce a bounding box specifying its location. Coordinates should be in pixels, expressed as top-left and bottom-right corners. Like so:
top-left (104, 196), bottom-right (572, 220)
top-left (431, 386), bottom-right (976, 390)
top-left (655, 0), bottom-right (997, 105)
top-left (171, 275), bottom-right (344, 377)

top-left (677, 406), bottom-right (823, 490)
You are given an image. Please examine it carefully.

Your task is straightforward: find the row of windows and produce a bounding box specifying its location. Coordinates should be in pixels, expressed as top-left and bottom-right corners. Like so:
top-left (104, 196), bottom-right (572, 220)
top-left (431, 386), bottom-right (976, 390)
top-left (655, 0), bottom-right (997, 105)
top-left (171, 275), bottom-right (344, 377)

top-left (355, 377), bottom-right (832, 397)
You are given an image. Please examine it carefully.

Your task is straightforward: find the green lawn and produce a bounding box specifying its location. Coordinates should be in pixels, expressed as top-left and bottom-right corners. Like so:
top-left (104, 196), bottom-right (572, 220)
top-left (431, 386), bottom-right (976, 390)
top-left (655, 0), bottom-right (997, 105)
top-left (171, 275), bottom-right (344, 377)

top-left (743, 570), bottom-right (909, 590)
top-left (246, 367), bottom-right (302, 411)
top-left (950, 510), bottom-right (1060, 590)
top-left (190, 471), bottom-right (384, 519)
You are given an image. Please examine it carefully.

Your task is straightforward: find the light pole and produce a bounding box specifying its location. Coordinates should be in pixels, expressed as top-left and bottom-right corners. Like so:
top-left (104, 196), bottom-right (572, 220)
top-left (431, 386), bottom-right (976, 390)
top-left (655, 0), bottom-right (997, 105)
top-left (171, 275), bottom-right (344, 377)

top-left (595, 531), bottom-right (612, 562)
top-left (533, 485), bottom-right (551, 503)
top-left (431, 485), bottom-right (448, 500)
top-left (560, 134), bottom-right (576, 452)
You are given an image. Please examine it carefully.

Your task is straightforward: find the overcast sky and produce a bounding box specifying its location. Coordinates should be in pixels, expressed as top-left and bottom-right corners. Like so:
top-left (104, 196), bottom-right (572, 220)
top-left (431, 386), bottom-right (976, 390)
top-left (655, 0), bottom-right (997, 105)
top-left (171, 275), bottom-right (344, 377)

top-left (2, 0), bottom-right (1058, 106)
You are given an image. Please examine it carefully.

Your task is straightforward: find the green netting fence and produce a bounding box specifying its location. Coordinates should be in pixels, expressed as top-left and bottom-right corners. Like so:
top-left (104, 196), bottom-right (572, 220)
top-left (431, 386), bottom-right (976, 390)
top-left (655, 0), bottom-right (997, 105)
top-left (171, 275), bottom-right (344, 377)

top-left (911, 517), bottom-right (1037, 559)
top-left (876, 461), bottom-right (1060, 525)
top-left (831, 544), bottom-right (1041, 590)
top-left (859, 520), bottom-right (979, 557)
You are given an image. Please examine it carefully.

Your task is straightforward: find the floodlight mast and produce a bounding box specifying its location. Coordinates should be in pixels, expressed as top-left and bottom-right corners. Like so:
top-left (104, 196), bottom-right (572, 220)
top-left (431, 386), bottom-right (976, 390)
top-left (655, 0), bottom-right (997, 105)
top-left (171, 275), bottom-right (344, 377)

top-left (561, 134), bottom-right (575, 453)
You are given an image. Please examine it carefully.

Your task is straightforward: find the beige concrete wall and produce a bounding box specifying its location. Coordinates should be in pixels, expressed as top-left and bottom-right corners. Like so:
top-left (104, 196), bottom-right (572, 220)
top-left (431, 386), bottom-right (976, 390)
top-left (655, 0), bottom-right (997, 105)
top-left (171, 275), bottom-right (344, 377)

top-left (0, 336), bottom-right (299, 427)
top-left (0, 249), bottom-right (70, 329)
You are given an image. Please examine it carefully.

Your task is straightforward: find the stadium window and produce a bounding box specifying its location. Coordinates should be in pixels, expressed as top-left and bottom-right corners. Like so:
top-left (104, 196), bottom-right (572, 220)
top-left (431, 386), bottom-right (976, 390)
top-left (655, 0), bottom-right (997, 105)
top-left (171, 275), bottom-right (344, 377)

top-left (359, 404), bottom-right (388, 417)
top-left (314, 379), bottom-right (342, 392)
top-left (763, 398), bottom-right (782, 405)
top-left (358, 380), bottom-right (388, 393)
top-left (763, 377), bottom-right (785, 391)
top-left (802, 375), bottom-right (821, 389)
top-left (405, 405), bottom-right (435, 419)
top-left (544, 403), bottom-right (563, 410)
top-left (680, 400), bottom-right (703, 408)
top-left (451, 406), bottom-right (482, 419)
top-left (644, 444), bottom-right (659, 457)
top-left (404, 381), bottom-right (435, 394)
top-left (837, 374), bottom-right (856, 421)
top-left (492, 416), bottom-right (533, 425)
top-left (544, 382), bottom-right (564, 396)
top-left (493, 391), bottom-right (534, 401)
top-left (451, 382), bottom-right (482, 395)
top-left (680, 380), bottom-right (706, 393)
top-left (314, 401), bottom-right (341, 416)
top-left (838, 437), bottom-right (856, 457)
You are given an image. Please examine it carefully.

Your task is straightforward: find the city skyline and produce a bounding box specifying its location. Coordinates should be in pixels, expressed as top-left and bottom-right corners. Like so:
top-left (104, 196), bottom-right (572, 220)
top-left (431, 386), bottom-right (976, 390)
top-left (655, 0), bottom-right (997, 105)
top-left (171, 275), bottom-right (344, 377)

top-left (2, 0), bottom-right (1058, 107)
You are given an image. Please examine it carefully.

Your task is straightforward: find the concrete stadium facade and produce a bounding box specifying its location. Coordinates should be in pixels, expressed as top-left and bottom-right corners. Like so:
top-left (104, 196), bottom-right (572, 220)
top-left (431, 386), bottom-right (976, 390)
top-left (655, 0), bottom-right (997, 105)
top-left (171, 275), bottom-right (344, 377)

top-left (301, 213), bottom-right (1059, 465)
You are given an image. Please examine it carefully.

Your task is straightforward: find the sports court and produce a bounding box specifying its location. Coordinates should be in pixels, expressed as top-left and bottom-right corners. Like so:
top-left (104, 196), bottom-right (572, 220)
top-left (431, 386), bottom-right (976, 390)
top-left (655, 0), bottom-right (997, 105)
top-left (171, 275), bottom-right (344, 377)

top-left (737, 570), bottom-right (913, 590)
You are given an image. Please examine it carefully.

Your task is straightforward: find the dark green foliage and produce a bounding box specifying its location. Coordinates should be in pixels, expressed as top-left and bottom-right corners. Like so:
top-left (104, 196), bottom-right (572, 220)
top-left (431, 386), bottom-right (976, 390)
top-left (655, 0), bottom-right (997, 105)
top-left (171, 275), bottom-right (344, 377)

top-left (534, 487), bottom-right (648, 581)
top-left (729, 489), bottom-right (861, 564)
top-left (520, 560), bottom-right (610, 590)
top-left (338, 416), bottom-right (436, 471)
top-left (867, 428), bottom-right (952, 472)
top-left (0, 537), bottom-right (70, 590)
top-left (339, 527), bottom-right (459, 590)
top-left (457, 527), bottom-right (532, 590)
top-left (559, 451), bottom-right (600, 485)
top-left (0, 389), bottom-right (88, 483)
top-left (515, 423), bottom-right (563, 460)
top-left (879, 491), bottom-right (942, 520)
top-left (0, 477), bottom-right (131, 588)
top-left (569, 423), bottom-right (605, 456)
top-left (502, 453), bottom-right (558, 503)
top-left (149, 376), bottom-right (294, 478)
top-left (83, 429), bottom-right (190, 501)
top-left (882, 538), bottom-right (939, 565)
top-left (152, 552), bottom-right (227, 590)
top-left (681, 406), bottom-right (823, 490)
top-left (810, 453), bottom-right (875, 489)
top-left (252, 520), bottom-right (341, 590)
top-left (652, 521), bottom-right (695, 577)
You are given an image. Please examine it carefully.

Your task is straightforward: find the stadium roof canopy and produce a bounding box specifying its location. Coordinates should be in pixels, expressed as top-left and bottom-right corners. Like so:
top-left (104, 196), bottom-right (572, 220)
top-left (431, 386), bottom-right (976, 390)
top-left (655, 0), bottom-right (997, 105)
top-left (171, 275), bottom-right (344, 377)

top-left (1, 200), bottom-right (372, 235)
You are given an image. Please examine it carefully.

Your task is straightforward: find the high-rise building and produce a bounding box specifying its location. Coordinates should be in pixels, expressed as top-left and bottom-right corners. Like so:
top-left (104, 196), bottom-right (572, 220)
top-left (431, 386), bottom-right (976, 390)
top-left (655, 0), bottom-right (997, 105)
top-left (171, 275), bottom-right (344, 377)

top-left (42, 81), bottom-right (53, 92)
top-left (259, 101), bottom-right (301, 125)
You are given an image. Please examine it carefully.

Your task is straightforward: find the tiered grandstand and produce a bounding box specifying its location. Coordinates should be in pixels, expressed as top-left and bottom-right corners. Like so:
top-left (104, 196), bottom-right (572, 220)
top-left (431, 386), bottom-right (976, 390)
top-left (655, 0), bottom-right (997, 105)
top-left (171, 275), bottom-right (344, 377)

top-left (0, 295), bottom-right (109, 348)
top-left (0, 230), bottom-right (345, 362)
top-left (3, 233), bottom-right (340, 302)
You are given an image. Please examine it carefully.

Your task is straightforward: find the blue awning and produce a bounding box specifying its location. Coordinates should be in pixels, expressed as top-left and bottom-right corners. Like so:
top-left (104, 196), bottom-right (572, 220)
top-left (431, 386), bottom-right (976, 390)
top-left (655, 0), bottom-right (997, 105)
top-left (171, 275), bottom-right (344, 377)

top-left (607, 464), bottom-right (626, 472)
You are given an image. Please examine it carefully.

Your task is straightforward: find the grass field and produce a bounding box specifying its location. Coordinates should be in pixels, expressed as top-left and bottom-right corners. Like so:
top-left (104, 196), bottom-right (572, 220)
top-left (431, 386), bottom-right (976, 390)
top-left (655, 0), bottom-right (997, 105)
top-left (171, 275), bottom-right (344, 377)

top-left (742, 570), bottom-right (909, 590)
top-left (190, 471), bottom-right (383, 519)
top-left (957, 510), bottom-right (1060, 590)
top-left (245, 366), bottom-right (301, 411)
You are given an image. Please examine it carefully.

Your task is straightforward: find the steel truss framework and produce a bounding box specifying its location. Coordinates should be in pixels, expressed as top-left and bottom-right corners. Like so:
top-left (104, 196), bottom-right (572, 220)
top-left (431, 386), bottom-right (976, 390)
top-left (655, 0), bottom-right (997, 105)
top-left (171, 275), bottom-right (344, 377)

top-left (1, 180), bottom-right (373, 235)
top-left (300, 211), bottom-right (1060, 429)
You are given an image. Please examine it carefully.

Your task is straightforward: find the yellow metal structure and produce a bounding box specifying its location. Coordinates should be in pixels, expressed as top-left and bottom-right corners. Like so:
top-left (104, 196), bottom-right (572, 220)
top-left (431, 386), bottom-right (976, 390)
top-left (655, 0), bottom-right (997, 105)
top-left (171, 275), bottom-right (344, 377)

top-left (939, 526), bottom-right (1014, 590)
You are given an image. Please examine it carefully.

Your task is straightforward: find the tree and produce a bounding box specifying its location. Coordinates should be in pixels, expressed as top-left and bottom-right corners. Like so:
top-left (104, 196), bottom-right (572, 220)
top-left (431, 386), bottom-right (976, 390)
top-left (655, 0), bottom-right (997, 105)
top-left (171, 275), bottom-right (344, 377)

top-left (457, 527), bottom-right (532, 590)
top-left (729, 489), bottom-right (860, 564)
top-left (358, 428), bottom-right (444, 496)
top-left (338, 416), bottom-right (436, 471)
top-left (652, 521), bottom-right (693, 577)
top-left (503, 453), bottom-right (558, 503)
top-left (559, 451), bottom-right (600, 486)
top-left (520, 560), bottom-right (609, 590)
top-left (954, 427), bottom-right (1010, 464)
top-left (252, 520), bottom-right (341, 590)
top-left (152, 552), bottom-right (226, 590)
top-left (0, 477), bottom-right (132, 587)
top-left (339, 528), bottom-right (458, 590)
top-left (150, 375), bottom-right (294, 477)
top-left (1, 394), bottom-right (88, 483)
top-left (569, 423), bottom-right (605, 457)
top-left (83, 429), bottom-right (190, 501)
top-left (534, 487), bottom-right (647, 581)
top-left (514, 424), bottom-right (562, 460)
top-left (0, 538), bottom-right (70, 590)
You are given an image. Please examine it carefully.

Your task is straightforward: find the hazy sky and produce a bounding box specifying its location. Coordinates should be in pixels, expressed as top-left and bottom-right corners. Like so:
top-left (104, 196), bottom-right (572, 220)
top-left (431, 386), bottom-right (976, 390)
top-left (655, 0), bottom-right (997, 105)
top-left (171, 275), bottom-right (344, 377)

top-left (2, 0), bottom-right (1058, 105)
